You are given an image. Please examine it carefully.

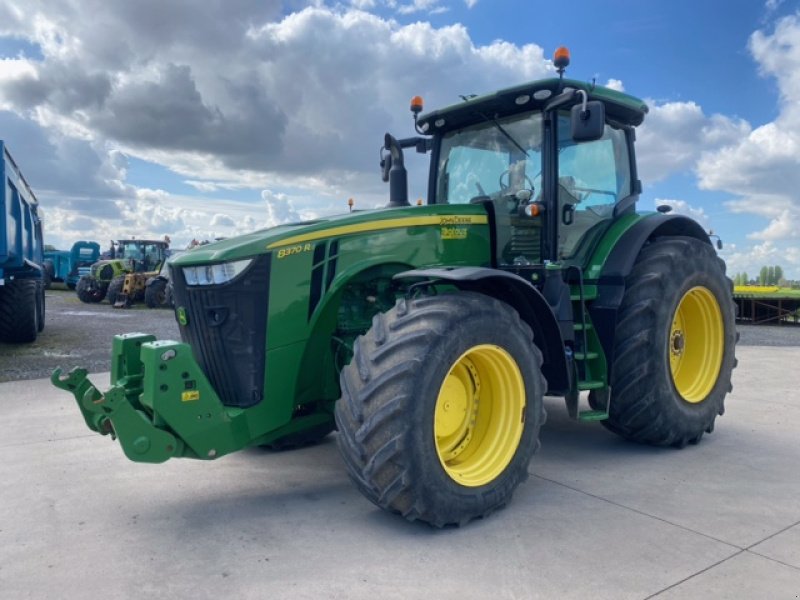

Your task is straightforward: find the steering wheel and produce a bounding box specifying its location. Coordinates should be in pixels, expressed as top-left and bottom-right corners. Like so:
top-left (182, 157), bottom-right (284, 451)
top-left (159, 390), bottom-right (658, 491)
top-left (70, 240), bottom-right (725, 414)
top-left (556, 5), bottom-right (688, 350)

top-left (498, 169), bottom-right (535, 193)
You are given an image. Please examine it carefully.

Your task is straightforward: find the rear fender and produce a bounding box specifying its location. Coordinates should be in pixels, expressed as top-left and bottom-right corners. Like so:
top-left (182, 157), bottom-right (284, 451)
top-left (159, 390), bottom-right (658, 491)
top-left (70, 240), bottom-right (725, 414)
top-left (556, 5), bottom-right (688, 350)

top-left (589, 213), bottom-right (712, 374)
top-left (393, 267), bottom-right (569, 394)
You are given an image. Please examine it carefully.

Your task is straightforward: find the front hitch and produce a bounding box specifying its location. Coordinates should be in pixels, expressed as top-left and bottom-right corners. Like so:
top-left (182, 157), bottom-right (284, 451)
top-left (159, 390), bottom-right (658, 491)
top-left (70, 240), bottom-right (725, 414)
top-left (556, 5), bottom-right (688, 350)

top-left (52, 366), bottom-right (183, 462)
top-left (51, 333), bottom-right (243, 463)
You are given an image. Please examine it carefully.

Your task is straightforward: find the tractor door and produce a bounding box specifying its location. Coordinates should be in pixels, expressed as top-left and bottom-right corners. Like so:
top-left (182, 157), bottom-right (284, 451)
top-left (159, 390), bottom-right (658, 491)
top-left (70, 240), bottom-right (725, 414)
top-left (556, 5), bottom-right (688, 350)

top-left (555, 114), bottom-right (632, 262)
top-left (434, 110), bottom-right (544, 266)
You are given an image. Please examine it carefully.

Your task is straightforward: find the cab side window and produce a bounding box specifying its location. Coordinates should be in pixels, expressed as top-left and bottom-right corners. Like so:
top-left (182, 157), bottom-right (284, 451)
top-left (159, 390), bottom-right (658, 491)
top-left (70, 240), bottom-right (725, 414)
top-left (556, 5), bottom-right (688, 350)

top-left (557, 119), bottom-right (631, 259)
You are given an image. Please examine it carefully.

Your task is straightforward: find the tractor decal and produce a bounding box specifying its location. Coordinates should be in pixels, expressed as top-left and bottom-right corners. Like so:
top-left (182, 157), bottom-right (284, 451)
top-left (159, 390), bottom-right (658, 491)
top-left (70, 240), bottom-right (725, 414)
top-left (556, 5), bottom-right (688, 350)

top-left (267, 214), bottom-right (489, 249)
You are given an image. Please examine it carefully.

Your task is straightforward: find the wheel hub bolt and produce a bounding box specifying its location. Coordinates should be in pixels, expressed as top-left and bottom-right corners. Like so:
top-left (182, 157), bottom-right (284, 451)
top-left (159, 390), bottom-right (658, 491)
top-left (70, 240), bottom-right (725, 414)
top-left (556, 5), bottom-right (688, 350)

top-left (671, 330), bottom-right (685, 354)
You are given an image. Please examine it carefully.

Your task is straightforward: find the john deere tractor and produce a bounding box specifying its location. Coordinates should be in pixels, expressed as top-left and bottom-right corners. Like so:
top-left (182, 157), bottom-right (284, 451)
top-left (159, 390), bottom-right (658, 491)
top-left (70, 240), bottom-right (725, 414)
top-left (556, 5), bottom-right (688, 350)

top-left (54, 49), bottom-right (736, 527)
top-left (76, 239), bottom-right (169, 304)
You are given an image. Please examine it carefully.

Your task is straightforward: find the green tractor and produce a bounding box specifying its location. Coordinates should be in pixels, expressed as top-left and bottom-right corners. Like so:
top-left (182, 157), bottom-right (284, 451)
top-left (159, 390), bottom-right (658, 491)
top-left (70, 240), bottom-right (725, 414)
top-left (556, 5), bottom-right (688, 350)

top-left (53, 50), bottom-right (736, 527)
top-left (76, 239), bottom-right (169, 304)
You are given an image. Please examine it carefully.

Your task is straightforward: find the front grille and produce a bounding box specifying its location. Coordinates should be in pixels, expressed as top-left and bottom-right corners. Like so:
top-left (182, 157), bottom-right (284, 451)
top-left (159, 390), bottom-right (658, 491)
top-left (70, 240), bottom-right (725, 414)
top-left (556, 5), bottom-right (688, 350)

top-left (171, 254), bottom-right (271, 408)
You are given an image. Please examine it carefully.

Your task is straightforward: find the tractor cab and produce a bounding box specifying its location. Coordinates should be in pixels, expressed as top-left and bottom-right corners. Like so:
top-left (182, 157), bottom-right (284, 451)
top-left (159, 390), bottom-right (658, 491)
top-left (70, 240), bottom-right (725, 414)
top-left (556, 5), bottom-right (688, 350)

top-left (418, 78), bottom-right (645, 276)
top-left (113, 239), bottom-right (169, 272)
top-left (379, 46), bottom-right (647, 284)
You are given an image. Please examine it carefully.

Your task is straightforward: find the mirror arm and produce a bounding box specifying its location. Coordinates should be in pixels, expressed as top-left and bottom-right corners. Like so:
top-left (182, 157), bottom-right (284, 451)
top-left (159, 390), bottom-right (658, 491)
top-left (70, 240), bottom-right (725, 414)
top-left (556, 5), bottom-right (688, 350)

top-left (575, 90), bottom-right (589, 118)
top-left (544, 89), bottom-right (578, 113)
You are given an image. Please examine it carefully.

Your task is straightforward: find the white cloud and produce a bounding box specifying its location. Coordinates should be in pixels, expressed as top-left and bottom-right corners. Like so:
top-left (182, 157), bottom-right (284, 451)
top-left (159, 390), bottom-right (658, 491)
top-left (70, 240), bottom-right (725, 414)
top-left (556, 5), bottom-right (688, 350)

top-left (40, 185), bottom-right (329, 251)
top-left (748, 209), bottom-right (800, 240)
top-left (5, 2), bottom-right (796, 278)
top-left (728, 199), bottom-right (800, 242)
top-left (263, 189), bottom-right (302, 226)
top-left (636, 100), bottom-right (750, 183)
top-left (720, 240), bottom-right (800, 281)
top-left (210, 213), bottom-right (236, 228)
top-left (397, 0), bottom-right (443, 14)
top-left (1, 4), bottom-right (549, 190)
top-left (765, 0), bottom-right (784, 14)
top-left (604, 78), bottom-right (624, 92)
top-left (695, 15), bottom-right (800, 247)
top-left (0, 3), bottom-right (552, 247)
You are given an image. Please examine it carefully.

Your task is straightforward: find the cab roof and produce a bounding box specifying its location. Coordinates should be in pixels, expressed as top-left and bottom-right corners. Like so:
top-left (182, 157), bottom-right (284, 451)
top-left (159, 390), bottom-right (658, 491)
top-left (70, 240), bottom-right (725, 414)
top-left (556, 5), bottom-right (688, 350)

top-left (417, 78), bottom-right (649, 134)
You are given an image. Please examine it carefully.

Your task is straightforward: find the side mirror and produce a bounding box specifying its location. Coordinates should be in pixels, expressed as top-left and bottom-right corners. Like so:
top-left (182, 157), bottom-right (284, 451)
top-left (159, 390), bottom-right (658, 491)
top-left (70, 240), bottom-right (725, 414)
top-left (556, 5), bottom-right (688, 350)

top-left (571, 100), bottom-right (605, 142)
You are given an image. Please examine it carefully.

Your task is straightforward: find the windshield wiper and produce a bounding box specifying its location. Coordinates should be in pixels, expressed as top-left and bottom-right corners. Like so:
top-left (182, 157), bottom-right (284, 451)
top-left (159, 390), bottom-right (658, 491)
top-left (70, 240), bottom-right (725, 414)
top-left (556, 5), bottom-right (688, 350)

top-left (477, 111), bottom-right (528, 156)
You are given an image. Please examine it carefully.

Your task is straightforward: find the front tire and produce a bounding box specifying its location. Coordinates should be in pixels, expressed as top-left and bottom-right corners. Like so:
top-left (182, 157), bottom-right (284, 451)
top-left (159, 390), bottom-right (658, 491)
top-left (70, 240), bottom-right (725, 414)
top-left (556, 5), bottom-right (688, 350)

top-left (145, 279), bottom-right (167, 308)
top-left (262, 421), bottom-right (335, 451)
top-left (106, 275), bottom-right (125, 306)
top-left (76, 276), bottom-right (106, 303)
top-left (601, 237), bottom-right (737, 447)
top-left (335, 292), bottom-right (545, 527)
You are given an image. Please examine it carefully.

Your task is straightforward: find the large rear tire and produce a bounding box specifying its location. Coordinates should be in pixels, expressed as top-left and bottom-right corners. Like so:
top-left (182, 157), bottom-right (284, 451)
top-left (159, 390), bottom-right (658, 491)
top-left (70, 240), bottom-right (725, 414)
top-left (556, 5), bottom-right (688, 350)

top-left (335, 292), bottom-right (545, 527)
top-left (36, 280), bottom-right (45, 333)
top-left (600, 237), bottom-right (737, 447)
top-left (0, 279), bottom-right (38, 343)
top-left (76, 276), bottom-right (106, 303)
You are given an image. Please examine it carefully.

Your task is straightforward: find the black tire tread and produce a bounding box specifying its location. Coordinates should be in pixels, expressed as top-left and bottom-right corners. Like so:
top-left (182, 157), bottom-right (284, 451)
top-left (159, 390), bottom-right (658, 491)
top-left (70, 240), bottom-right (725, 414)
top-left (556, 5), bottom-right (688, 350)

top-left (145, 279), bottom-right (167, 308)
top-left (106, 276), bottom-right (125, 306)
top-left (602, 237), bottom-right (737, 447)
top-left (335, 291), bottom-right (546, 527)
top-left (0, 279), bottom-right (38, 343)
top-left (76, 276), bottom-right (105, 303)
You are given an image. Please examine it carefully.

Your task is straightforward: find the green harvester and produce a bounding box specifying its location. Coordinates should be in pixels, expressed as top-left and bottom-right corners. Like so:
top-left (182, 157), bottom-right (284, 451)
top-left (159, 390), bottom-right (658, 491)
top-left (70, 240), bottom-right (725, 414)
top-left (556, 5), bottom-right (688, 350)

top-left (53, 49), bottom-right (737, 527)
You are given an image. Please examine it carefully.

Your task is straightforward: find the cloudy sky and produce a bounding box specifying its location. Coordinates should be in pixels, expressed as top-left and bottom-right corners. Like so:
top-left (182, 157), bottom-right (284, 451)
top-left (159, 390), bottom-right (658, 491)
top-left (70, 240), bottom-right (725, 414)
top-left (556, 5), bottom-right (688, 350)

top-left (0, 0), bottom-right (798, 278)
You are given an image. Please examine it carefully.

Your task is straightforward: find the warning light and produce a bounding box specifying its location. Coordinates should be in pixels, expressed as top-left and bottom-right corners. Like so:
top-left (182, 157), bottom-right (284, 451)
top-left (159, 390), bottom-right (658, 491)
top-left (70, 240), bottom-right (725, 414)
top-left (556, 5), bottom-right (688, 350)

top-left (524, 203), bottom-right (543, 217)
top-left (554, 46), bottom-right (570, 76)
top-left (410, 96), bottom-right (424, 115)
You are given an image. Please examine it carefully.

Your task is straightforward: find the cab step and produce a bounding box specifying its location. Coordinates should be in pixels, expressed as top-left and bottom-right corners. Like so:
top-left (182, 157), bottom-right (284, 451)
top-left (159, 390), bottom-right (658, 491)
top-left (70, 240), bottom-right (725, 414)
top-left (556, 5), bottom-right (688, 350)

top-left (578, 409), bottom-right (608, 422)
top-left (577, 380), bottom-right (604, 391)
top-left (567, 387), bottom-right (611, 422)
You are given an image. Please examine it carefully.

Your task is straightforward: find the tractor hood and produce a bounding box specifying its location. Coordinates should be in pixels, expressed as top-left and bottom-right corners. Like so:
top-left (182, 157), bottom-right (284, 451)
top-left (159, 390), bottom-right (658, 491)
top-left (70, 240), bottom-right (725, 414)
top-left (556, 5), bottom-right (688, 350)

top-left (171, 203), bottom-right (488, 266)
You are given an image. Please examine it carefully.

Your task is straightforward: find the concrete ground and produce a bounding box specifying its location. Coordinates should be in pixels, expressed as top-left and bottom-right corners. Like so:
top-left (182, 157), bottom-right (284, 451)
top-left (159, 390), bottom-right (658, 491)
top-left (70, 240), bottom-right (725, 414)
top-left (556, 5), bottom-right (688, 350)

top-left (1, 346), bottom-right (799, 599)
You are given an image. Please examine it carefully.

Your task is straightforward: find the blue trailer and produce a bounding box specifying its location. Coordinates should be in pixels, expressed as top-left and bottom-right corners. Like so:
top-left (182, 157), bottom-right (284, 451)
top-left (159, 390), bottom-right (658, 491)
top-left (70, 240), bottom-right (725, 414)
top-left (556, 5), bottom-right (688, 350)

top-left (0, 141), bottom-right (45, 342)
top-left (43, 248), bottom-right (70, 288)
top-left (43, 241), bottom-right (100, 289)
top-left (66, 241), bottom-right (100, 288)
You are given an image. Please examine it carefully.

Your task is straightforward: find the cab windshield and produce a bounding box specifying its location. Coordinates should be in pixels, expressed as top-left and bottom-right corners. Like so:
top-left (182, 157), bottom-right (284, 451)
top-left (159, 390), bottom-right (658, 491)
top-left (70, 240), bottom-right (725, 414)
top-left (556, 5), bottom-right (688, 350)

top-left (436, 111), bottom-right (543, 204)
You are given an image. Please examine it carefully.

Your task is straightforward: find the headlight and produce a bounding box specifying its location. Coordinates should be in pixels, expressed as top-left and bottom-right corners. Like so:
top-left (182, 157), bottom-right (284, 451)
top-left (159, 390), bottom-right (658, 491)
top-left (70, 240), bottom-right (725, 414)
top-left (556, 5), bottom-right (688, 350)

top-left (182, 258), bottom-right (253, 286)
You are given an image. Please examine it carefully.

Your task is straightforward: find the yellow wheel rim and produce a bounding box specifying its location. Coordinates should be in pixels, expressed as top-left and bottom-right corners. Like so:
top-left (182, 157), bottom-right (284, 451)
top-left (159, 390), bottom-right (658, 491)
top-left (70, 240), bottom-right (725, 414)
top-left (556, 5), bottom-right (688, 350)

top-left (669, 286), bottom-right (724, 403)
top-left (434, 344), bottom-right (526, 487)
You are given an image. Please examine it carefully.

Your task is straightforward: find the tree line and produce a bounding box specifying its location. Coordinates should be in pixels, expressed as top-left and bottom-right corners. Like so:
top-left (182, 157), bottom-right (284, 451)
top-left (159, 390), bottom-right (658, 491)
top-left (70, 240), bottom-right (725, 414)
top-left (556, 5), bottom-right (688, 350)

top-left (732, 265), bottom-right (785, 286)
